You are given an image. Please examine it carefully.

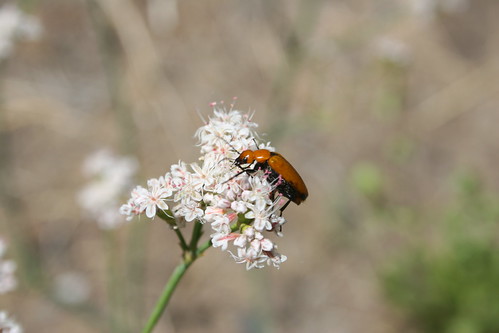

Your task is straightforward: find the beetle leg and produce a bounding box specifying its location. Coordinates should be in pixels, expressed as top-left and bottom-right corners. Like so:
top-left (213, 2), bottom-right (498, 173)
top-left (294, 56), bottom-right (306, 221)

top-left (223, 169), bottom-right (246, 184)
top-left (279, 199), bottom-right (292, 216)
top-left (223, 165), bottom-right (258, 184)
top-left (269, 190), bottom-right (276, 202)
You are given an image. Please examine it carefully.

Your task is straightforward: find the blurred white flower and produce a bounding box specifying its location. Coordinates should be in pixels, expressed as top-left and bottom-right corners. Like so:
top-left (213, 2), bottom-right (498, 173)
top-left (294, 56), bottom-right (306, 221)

top-left (78, 149), bottom-right (138, 229)
top-left (121, 105), bottom-right (289, 269)
top-left (0, 239), bottom-right (20, 331)
top-left (53, 271), bottom-right (91, 305)
top-left (0, 312), bottom-right (22, 333)
top-left (0, 260), bottom-right (16, 294)
top-left (0, 3), bottom-right (42, 60)
top-left (0, 238), bottom-right (16, 294)
top-left (371, 37), bottom-right (411, 66)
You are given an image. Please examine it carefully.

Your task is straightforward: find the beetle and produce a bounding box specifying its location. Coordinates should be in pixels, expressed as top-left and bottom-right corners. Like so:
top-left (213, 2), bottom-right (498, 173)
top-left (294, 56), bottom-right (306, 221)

top-left (233, 148), bottom-right (308, 215)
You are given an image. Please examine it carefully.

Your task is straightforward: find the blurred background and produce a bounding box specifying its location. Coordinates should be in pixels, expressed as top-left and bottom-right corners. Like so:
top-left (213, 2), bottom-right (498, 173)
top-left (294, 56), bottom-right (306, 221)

top-left (1, 0), bottom-right (499, 332)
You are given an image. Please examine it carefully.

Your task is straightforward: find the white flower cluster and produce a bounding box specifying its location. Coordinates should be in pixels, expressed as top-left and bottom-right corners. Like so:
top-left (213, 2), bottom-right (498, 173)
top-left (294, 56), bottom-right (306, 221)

top-left (121, 107), bottom-right (288, 269)
top-left (0, 238), bottom-right (16, 294)
top-left (0, 3), bottom-right (42, 60)
top-left (78, 149), bottom-right (138, 229)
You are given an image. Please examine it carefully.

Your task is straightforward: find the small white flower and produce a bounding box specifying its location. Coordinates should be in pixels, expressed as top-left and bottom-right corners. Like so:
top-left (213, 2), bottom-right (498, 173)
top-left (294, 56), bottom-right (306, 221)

top-left (270, 214), bottom-right (287, 236)
top-left (169, 161), bottom-right (189, 188)
top-left (203, 206), bottom-right (225, 223)
top-left (175, 201), bottom-right (203, 222)
top-left (233, 226), bottom-right (256, 248)
top-left (249, 234), bottom-right (274, 252)
top-left (173, 174), bottom-right (203, 204)
top-left (241, 175), bottom-right (273, 207)
top-left (230, 200), bottom-right (248, 213)
top-left (229, 248), bottom-right (266, 270)
top-left (244, 201), bottom-right (272, 231)
top-left (143, 178), bottom-right (171, 218)
top-left (190, 159), bottom-right (218, 190)
top-left (267, 252), bottom-right (287, 269)
top-left (212, 232), bottom-right (239, 251)
top-left (210, 214), bottom-right (232, 234)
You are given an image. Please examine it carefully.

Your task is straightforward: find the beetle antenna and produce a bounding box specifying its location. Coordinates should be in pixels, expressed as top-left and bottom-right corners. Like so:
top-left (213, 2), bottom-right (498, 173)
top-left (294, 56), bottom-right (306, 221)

top-left (252, 137), bottom-right (260, 149)
top-left (216, 135), bottom-right (241, 154)
top-left (217, 156), bottom-right (239, 169)
top-left (222, 169), bottom-right (247, 184)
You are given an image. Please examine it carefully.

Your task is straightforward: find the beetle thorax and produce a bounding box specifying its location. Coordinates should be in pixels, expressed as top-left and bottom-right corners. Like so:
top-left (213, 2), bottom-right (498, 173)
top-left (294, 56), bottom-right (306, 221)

top-left (253, 149), bottom-right (271, 163)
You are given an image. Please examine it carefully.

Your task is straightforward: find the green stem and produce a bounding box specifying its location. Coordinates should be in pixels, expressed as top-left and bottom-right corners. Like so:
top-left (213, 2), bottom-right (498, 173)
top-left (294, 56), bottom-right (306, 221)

top-left (141, 228), bottom-right (211, 333)
top-left (196, 238), bottom-right (213, 256)
top-left (105, 230), bottom-right (125, 332)
top-left (141, 222), bottom-right (239, 333)
top-left (189, 220), bottom-right (204, 251)
top-left (125, 219), bottom-right (148, 332)
top-left (141, 259), bottom-right (191, 333)
top-left (174, 228), bottom-right (189, 252)
top-left (157, 210), bottom-right (189, 251)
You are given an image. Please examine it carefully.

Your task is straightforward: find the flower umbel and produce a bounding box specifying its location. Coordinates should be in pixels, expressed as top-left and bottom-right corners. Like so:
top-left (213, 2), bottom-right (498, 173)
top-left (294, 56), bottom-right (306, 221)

top-left (121, 105), bottom-right (288, 269)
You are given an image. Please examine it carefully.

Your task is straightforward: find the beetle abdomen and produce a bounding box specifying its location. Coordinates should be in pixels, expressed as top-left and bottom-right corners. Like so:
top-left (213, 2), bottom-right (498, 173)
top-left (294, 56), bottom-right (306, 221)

top-left (267, 153), bottom-right (308, 204)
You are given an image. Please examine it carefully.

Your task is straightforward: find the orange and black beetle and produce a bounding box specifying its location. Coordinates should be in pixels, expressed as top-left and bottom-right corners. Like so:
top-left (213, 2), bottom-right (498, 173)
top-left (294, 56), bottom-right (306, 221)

top-left (234, 148), bottom-right (308, 214)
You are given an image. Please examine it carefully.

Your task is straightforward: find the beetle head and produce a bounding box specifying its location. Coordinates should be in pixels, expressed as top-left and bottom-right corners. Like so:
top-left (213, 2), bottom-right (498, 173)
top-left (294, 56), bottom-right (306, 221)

top-left (235, 150), bottom-right (255, 165)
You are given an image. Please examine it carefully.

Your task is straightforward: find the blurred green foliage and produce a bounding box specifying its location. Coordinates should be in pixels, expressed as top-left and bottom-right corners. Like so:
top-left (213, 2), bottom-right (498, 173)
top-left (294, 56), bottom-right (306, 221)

top-left (351, 162), bottom-right (384, 202)
top-left (382, 173), bottom-right (499, 333)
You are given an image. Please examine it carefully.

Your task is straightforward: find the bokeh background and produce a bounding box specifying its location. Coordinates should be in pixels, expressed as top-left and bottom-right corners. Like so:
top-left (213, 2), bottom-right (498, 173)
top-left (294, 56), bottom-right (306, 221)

top-left (1, 0), bottom-right (499, 332)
